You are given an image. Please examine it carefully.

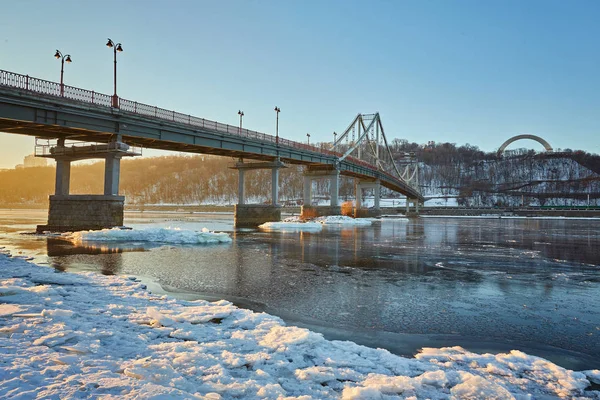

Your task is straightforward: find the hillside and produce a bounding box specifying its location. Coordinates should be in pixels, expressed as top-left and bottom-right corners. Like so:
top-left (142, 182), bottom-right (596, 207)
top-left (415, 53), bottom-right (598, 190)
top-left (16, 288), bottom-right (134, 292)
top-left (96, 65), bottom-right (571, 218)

top-left (1, 144), bottom-right (598, 207)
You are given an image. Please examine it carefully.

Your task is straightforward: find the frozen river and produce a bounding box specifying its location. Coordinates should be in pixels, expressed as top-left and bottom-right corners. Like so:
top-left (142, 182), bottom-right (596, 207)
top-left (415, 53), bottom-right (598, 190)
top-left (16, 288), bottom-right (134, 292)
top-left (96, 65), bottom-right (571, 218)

top-left (1, 209), bottom-right (599, 371)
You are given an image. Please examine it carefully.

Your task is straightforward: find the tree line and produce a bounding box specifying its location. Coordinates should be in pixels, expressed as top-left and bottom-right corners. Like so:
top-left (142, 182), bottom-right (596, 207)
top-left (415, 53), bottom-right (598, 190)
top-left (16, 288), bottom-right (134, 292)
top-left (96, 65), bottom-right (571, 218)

top-left (0, 142), bottom-right (598, 207)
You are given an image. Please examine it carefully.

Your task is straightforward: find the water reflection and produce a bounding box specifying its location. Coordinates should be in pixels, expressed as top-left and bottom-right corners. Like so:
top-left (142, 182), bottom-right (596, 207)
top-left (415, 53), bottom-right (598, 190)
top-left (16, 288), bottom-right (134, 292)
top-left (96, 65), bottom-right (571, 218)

top-left (46, 238), bottom-right (144, 275)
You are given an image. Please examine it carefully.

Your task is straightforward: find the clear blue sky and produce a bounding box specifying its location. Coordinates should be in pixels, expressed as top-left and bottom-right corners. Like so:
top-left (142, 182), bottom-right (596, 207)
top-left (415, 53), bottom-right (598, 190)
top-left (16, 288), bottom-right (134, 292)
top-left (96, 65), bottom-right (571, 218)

top-left (1, 0), bottom-right (599, 168)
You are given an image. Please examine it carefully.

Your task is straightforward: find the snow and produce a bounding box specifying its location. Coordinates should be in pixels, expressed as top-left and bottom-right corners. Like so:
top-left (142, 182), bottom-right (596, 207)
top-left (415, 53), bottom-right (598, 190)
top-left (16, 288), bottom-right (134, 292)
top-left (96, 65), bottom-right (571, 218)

top-left (65, 227), bottom-right (232, 244)
top-left (260, 215), bottom-right (373, 231)
top-left (258, 221), bottom-right (323, 232)
top-left (314, 216), bottom-right (372, 225)
top-left (1, 253), bottom-right (598, 399)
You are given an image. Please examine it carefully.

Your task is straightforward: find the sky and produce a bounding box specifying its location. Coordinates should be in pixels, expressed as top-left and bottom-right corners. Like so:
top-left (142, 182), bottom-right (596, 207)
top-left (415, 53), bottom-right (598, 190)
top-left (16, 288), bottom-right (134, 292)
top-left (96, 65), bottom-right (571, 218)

top-left (1, 0), bottom-right (599, 168)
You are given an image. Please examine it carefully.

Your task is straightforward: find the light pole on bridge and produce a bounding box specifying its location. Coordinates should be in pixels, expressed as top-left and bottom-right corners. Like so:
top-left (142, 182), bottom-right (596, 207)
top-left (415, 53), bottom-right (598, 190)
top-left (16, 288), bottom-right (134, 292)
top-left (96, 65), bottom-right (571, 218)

top-left (106, 38), bottom-right (123, 108)
top-left (54, 50), bottom-right (72, 97)
top-left (333, 131), bottom-right (337, 147)
top-left (237, 110), bottom-right (244, 135)
top-left (306, 133), bottom-right (310, 145)
top-left (274, 106), bottom-right (280, 145)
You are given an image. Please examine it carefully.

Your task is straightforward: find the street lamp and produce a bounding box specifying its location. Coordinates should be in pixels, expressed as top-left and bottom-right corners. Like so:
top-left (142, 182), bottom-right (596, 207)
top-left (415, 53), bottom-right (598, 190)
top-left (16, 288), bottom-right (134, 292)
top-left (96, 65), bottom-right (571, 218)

top-left (106, 38), bottom-right (123, 108)
top-left (274, 106), bottom-right (280, 144)
top-left (238, 110), bottom-right (244, 135)
top-left (307, 133), bottom-right (311, 145)
top-left (54, 50), bottom-right (72, 97)
top-left (333, 131), bottom-right (337, 146)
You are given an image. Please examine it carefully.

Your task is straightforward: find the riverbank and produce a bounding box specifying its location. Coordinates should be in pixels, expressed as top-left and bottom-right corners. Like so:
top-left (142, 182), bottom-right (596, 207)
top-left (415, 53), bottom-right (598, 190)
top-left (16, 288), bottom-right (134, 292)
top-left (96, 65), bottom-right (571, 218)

top-left (1, 251), bottom-right (599, 398)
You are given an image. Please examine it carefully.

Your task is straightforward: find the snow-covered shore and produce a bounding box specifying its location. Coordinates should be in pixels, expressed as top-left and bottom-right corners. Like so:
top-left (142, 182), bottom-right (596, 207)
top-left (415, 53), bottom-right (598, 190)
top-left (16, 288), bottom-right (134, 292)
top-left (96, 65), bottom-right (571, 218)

top-left (1, 251), bottom-right (599, 399)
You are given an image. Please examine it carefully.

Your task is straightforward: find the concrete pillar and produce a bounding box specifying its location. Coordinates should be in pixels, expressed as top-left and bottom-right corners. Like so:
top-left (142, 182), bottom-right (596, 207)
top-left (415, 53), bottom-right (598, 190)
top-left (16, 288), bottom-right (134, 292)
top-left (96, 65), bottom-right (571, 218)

top-left (104, 154), bottom-right (121, 196)
top-left (415, 200), bottom-right (419, 213)
top-left (355, 181), bottom-right (363, 209)
top-left (271, 167), bottom-right (279, 206)
top-left (406, 197), bottom-right (410, 214)
top-left (374, 180), bottom-right (381, 210)
top-left (303, 176), bottom-right (312, 206)
top-left (330, 172), bottom-right (339, 207)
top-left (55, 160), bottom-right (71, 195)
top-left (238, 169), bottom-right (245, 205)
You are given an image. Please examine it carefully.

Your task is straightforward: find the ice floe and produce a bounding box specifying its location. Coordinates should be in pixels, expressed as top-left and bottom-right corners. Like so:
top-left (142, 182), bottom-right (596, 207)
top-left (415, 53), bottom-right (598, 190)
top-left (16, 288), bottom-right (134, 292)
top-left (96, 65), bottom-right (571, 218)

top-left (259, 215), bottom-right (374, 231)
top-left (314, 215), bottom-right (372, 225)
top-left (65, 227), bottom-right (232, 244)
top-left (0, 253), bottom-right (598, 399)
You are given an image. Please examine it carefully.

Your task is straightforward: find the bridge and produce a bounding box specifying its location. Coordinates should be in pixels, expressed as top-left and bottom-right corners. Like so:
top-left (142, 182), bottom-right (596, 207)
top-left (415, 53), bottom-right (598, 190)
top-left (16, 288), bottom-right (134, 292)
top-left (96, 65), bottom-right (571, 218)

top-left (0, 69), bottom-right (422, 230)
top-left (497, 134), bottom-right (553, 157)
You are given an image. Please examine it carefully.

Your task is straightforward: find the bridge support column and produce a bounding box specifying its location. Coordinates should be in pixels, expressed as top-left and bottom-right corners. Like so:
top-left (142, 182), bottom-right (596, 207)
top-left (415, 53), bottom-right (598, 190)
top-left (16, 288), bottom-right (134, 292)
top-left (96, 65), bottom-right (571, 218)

top-left (238, 169), bottom-right (245, 205)
top-left (303, 175), bottom-right (312, 207)
top-left (300, 167), bottom-right (341, 219)
top-left (405, 198), bottom-right (420, 217)
top-left (353, 179), bottom-right (382, 218)
top-left (330, 170), bottom-right (340, 207)
top-left (55, 159), bottom-right (71, 196)
top-left (272, 166), bottom-right (279, 206)
top-left (104, 154), bottom-right (122, 196)
top-left (231, 159), bottom-right (287, 227)
top-left (374, 180), bottom-right (381, 210)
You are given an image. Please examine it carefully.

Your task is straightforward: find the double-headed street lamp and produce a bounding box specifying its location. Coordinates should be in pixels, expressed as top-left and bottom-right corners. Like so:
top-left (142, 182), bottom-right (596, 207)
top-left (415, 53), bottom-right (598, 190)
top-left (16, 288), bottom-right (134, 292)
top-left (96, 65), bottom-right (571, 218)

top-left (54, 50), bottom-right (72, 97)
top-left (238, 110), bottom-right (244, 135)
top-left (274, 106), bottom-right (280, 144)
top-left (106, 38), bottom-right (123, 108)
top-left (307, 133), bottom-right (311, 145)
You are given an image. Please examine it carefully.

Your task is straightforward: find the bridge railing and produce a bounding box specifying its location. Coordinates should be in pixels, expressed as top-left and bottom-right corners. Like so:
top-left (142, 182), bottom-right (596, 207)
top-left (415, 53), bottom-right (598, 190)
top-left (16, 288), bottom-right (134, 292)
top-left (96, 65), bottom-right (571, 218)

top-left (0, 69), bottom-right (417, 193)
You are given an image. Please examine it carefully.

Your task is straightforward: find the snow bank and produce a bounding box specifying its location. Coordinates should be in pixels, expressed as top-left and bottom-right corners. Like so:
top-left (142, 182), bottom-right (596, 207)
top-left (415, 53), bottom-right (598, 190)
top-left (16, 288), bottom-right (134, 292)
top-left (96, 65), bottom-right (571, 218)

top-left (66, 227), bottom-right (232, 244)
top-left (0, 254), bottom-right (598, 399)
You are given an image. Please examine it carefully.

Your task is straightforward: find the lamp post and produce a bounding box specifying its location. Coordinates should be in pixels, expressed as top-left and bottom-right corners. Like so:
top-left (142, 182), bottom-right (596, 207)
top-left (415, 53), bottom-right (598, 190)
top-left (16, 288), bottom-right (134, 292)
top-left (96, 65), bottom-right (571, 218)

top-left (238, 110), bottom-right (244, 135)
top-left (274, 106), bottom-right (280, 144)
top-left (307, 133), bottom-right (310, 145)
top-left (106, 38), bottom-right (123, 108)
top-left (333, 131), bottom-right (337, 147)
top-left (54, 50), bottom-right (72, 97)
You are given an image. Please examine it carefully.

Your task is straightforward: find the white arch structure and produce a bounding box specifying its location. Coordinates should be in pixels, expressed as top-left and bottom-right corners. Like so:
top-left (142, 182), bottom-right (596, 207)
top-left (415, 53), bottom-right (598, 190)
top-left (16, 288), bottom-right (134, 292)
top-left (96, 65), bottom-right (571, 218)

top-left (497, 134), bottom-right (553, 157)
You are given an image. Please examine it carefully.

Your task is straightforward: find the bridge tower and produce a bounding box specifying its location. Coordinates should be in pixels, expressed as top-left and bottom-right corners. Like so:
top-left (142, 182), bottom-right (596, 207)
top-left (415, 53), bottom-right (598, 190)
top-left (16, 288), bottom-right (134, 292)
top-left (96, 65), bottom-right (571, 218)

top-left (302, 112), bottom-right (421, 218)
top-left (35, 136), bottom-right (141, 233)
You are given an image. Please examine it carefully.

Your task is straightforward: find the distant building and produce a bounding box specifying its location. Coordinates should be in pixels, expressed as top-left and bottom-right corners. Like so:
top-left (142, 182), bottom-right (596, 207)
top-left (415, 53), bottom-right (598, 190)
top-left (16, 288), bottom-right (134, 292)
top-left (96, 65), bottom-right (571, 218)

top-left (23, 154), bottom-right (47, 168)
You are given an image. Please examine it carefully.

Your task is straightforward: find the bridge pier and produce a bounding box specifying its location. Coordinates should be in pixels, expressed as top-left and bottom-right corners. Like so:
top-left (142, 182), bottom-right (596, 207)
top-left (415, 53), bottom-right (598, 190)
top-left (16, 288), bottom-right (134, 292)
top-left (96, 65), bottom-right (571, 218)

top-left (36, 137), bottom-right (139, 233)
top-left (301, 168), bottom-right (341, 219)
top-left (232, 159), bottom-right (286, 227)
top-left (405, 198), bottom-right (420, 217)
top-left (354, 179), bottom-right (382, 218)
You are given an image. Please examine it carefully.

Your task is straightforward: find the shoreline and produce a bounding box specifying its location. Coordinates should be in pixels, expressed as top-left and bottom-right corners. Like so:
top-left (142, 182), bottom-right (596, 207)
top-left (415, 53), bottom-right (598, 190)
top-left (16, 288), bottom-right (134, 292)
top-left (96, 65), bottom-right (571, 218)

top-left (1, 251), bottom-right (599, 398)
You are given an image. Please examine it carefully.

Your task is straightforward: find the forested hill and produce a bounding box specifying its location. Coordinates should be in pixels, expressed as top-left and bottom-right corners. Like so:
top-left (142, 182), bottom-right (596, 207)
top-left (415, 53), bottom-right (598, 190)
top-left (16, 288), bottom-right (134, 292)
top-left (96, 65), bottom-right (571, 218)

top-left (1, 142), bottom-right (599, 207)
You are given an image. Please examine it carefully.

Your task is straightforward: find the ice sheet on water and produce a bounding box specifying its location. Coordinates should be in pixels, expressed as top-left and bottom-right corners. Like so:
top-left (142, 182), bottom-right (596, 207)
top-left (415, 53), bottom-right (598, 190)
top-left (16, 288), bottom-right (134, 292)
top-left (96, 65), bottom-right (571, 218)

top-left (65, 227), bottom-right (232, 244)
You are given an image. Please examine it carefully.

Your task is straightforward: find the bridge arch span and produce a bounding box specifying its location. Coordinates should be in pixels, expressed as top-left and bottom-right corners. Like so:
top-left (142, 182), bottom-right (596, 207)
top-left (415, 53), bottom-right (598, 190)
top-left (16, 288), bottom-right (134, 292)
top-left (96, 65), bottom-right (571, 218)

top-left (497, 134), bottom-right (553, 157)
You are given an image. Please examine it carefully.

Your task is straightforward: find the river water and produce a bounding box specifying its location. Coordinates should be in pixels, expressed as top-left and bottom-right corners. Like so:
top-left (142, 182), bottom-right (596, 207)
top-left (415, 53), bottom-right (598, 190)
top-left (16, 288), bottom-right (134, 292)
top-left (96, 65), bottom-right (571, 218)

top-left (1, 209), bottom-right (599, 370)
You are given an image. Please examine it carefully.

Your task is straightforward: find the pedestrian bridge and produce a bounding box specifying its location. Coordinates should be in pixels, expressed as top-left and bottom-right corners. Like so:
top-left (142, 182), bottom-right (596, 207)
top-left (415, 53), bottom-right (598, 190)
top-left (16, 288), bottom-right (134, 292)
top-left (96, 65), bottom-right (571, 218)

top-left (0, 69), bottom-right (422, 230)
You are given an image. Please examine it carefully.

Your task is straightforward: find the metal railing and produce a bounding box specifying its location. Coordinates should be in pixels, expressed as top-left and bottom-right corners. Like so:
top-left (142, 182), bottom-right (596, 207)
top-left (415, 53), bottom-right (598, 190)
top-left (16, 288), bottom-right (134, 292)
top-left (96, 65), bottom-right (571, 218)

top-left (0, 69), bottom-right (417, 193)
top-left (34, 138), bottom-right (142, 158)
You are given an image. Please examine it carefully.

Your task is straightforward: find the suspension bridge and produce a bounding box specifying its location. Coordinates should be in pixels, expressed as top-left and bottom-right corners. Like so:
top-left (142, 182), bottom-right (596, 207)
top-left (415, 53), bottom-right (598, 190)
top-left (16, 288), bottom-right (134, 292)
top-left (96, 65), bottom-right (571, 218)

top-left (0, 69), bottom-right (422, 230)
